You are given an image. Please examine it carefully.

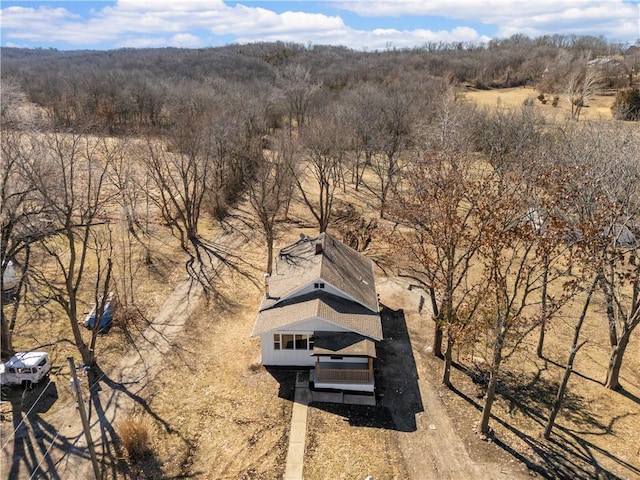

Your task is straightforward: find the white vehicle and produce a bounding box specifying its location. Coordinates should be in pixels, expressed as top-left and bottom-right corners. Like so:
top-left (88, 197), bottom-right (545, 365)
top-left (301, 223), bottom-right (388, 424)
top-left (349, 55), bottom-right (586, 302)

top-left (0, 352), bottom-right (51, 388)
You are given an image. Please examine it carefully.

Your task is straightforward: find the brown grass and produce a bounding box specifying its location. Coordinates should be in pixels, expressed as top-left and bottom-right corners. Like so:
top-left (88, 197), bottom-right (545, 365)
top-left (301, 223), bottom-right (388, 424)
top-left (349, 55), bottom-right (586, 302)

top-left (465, 86), bottom-right (615, 121)
top-left (117, 415), bottom-right (152, 460)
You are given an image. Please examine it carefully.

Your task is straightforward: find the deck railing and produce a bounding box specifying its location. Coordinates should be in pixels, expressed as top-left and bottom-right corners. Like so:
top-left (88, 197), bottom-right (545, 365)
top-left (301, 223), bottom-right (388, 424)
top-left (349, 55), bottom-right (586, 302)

top-left (316, 367), bottom-right (371, 383)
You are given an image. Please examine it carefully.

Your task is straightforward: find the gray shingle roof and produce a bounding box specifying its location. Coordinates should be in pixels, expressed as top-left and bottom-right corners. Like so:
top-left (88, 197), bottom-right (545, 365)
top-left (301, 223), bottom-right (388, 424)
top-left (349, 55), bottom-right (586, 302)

top-left (251, 291), bottom-right (382, 340)
top-left (264, 232), bottom-right (378, 312)
top-left (252, 233), bottom-right (382, 341)
top-left (312, 331), bottom-right (377, 357)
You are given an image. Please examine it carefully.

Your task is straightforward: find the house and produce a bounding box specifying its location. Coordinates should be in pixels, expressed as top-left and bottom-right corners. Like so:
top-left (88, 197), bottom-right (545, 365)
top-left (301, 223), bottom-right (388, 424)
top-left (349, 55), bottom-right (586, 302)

top-left (251, 232), bottom-right (382, 393)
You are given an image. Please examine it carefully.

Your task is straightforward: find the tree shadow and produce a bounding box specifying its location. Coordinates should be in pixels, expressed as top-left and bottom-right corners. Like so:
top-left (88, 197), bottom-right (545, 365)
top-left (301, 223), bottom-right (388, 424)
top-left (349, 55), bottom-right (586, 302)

top-left (452, 363), bottom-right (640, 479)
top-left (617, 386), bottom-right (640, 405)
top-left (308, 402), bottom-right (396, 429)
top-left (2, 380), bottom-right (87, 480)
top-left (85, 362), bottom-right (199, 480)
top-left (543, 356), bottom-right (603, 386)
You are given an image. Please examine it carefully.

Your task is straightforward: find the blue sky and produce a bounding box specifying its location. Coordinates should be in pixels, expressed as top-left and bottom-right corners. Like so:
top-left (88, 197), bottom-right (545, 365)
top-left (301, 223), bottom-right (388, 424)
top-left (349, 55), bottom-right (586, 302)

top-left (1, 1), bottom-right (638, 51)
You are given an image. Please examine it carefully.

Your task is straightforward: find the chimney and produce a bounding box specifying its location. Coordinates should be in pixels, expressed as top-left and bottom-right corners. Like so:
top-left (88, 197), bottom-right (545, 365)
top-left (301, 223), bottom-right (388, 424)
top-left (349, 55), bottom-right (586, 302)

top-left (264, 273), bottom-right (270, 298)
top-left (315, 242), bottom-right (323, 255)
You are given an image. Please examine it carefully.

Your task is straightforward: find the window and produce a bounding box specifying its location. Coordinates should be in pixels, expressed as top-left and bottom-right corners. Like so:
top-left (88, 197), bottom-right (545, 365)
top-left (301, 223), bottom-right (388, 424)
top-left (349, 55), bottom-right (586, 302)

top-left (295, 334), bottom-right (307, 350)
top-left (282, 334), bottom-right (294, 349)
top-left (314, 282), bottom-right (325, 289)
top-left (273, 333), bottom-right (314, 351)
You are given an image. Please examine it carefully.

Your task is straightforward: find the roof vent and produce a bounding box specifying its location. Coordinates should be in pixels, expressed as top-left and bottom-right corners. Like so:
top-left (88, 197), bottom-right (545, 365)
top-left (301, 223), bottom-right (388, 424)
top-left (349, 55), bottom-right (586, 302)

top-left (315, 242), bottom-right (323, 255)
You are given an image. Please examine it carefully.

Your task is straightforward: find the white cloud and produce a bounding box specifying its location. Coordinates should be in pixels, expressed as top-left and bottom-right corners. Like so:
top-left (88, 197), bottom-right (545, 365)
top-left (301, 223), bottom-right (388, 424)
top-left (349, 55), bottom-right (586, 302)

top-left (234, 24), bottom-right (489, 51)
top-left (336, 0), bottom-right (639, 42)
top-left (0, 0), bottom-right (636, 50)
top-left (169, 33), bottom-right (204, 48)
top-left (115, 0), bottom-right (227, 12)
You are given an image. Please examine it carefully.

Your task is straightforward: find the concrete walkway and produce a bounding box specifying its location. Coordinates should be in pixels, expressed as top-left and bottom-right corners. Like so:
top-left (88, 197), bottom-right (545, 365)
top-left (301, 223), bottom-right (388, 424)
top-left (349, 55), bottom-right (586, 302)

top-left (283, 371), bottom-right (311, 480)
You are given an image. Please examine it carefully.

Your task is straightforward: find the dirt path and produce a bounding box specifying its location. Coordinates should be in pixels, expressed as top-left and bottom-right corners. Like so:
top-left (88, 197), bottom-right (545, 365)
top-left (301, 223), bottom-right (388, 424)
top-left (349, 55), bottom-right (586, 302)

top-left (0, 225), bottom-right (246, 479)
top-left (376, 276), bottom-right (530, 480)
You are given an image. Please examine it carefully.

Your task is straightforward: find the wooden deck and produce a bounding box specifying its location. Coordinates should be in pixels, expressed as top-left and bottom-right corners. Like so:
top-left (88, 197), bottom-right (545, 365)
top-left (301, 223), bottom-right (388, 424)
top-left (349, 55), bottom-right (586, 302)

top-left (315, 361), bottom-right (372, 383)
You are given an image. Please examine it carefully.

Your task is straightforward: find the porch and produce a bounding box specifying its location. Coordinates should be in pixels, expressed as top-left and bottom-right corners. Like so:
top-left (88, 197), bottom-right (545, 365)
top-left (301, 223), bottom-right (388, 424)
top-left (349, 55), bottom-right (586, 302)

top-left (311, 360), bottom-right (375, 393)
top-left (309, 331), bottom-right (377, 393)
top-left (314, 359), bottom-right (373, 384)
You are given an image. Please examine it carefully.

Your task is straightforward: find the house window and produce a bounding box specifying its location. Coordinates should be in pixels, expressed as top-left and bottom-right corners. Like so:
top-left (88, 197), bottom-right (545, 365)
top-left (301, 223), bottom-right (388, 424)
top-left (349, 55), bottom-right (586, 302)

top-left (314, 282), bottom-right (325, 289)
top-left (273, 333), bottom-right (314, 351)
top-left (330, 355), bottom-right (343, 360)
top-left (295, 334), bottom-right (308, 350)
top-left (282, 334), bottom-right (294, 349)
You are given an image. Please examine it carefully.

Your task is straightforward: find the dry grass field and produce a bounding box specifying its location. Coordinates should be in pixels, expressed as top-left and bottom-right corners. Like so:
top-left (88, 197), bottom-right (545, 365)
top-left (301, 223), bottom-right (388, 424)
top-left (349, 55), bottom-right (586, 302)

top-left (465, 86), bottom-right (616, 121)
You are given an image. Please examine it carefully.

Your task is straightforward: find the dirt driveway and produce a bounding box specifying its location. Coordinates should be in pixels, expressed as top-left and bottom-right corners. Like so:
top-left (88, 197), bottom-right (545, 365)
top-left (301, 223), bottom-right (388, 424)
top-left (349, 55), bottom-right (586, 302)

top-left (374, 276), bottom-right (532, 480)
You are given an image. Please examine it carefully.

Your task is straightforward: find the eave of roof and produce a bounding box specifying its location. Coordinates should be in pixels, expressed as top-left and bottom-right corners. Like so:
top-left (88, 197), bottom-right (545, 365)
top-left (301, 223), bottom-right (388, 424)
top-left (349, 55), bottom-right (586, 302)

top-left (251, 291), bottom-right (382, 340)
top-left (312, 331), bottom-right (377, 358)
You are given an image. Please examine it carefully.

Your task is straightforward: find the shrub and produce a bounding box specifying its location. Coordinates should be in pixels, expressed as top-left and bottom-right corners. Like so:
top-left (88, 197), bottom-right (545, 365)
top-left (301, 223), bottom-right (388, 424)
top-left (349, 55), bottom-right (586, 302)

top-left (537, 93), bottom-right (547, 104)
top-left (118, 415), bottom-right (152, 460)
top-left (612, 88), bottom-right (640, 121)
top-left (552, 96), bottom-right (559, 107)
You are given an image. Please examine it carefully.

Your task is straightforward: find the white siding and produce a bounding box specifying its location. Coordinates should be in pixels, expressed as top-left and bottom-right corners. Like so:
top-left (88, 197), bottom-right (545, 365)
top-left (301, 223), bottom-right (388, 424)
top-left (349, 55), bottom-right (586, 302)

top-left (260, 317), bottom-right (352, 366)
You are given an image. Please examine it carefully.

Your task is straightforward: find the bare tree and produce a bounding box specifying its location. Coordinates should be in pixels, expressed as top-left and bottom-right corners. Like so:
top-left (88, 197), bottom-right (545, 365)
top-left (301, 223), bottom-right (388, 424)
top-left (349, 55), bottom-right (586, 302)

top-left (295, 108), bottom-right (346, 233)
top-left (363, 86), bottom-right (412, 218)
top-left (276, 63), bottom-right (321, 130)
top-left (553, 122), bottom-right (640, 390)
top-left (1, 129), bottom-right (50, 357)
top-left (104, 138), bottom-right (149, 308)
top-left (142, 88), bottom-right (227, 289)
top-left (247, 134), bottom-right (295, 274)
top-left (343, 84), bottom-right (384, 191)
top-left (545, 273), bottom-right (599, 438)
top-left (21, 131), bottom-right (113, 366)
top-left (565, 67), bottom-right (604, 121)
top-left (475, 170), bottom-right (567, 436)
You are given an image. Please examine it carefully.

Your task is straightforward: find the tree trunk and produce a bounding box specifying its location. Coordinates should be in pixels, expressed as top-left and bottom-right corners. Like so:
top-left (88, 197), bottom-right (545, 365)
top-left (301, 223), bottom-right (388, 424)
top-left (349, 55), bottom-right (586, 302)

top-left (429, 287), bottom-right (443, 357)
top-left (479, 364), bottom-right (499, 435)
top-left (432, 325), bottom-right (443, 358)
top-left (442, 334), bottom-right (454, 388)
top-left (605, 330), bottom-right (631, 391)
top-left (536, 254), bottom-right (549, 358)
top-left (266, 235), bottom-right (274, 275)
top-left (545, 274), bottom-right (597, 438)
top-left (1, 310), bottom-right (12, 359)
top-left (479, 318), bottom-right (505, 435)
top-left (544, 340), bottom-right (586, 439)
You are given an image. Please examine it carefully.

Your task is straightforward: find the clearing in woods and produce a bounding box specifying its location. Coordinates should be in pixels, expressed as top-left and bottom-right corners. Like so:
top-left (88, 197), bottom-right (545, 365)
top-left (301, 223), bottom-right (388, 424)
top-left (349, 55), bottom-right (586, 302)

top-left (465, 86), bottom-right (615, 120)
top-left (1, 138), bottom-right (639, 480)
